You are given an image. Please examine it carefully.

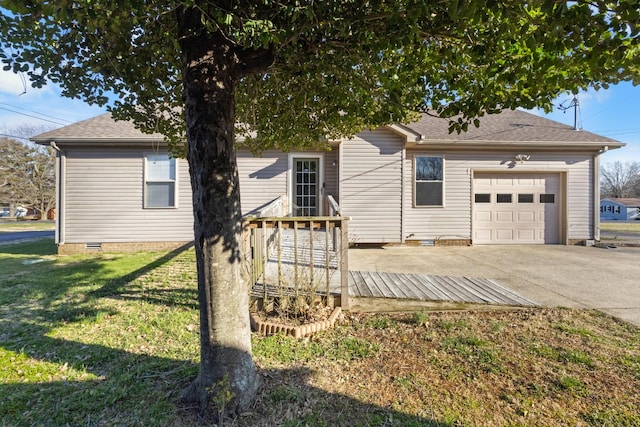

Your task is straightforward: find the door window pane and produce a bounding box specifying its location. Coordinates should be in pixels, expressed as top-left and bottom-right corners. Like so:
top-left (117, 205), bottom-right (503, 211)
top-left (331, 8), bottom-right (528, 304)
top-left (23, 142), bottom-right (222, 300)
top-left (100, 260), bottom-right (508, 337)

top-left (293, 158), bottom-right (319, 216)
top-left (518, 194), bottom-right (534, 203)
top-left (475, 193), bottom-right (491, 203)
top-left (540, 194), bottom-right (555, 203)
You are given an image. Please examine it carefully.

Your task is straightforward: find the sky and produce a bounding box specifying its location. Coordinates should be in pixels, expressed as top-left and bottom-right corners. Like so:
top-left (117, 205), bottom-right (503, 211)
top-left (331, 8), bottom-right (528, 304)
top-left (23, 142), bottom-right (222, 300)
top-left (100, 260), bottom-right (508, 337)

top-left (1, 68), bottom-right (639, 165)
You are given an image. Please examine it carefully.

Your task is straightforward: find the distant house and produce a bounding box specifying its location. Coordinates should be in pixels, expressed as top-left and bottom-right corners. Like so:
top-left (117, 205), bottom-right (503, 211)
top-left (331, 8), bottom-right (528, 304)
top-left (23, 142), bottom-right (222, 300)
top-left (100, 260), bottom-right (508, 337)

top-left (32, 109), bottom-right (621, 254)
top-left (600, 198), bottom-right (640, 221)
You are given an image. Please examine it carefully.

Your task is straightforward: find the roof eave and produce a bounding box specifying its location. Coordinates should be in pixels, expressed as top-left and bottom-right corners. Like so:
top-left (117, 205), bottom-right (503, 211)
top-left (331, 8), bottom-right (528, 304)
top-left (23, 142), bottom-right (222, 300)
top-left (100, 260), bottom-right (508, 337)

top-left (407, 139), bottom-right (625, 151)
top-left (31, 136), bottom-right (167, 146)
top-left (385, 124), bottom-right (422, 142)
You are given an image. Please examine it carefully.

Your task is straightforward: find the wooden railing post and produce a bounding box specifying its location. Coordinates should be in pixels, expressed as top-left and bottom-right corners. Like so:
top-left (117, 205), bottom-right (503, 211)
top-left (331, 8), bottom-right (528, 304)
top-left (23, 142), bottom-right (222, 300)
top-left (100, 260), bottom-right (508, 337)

top-left (309, 220), bottom-right (314, 289)
top-left (325, 219), bottom-right (330, 299)
top-left (340, 218), bottom-right (350, 310)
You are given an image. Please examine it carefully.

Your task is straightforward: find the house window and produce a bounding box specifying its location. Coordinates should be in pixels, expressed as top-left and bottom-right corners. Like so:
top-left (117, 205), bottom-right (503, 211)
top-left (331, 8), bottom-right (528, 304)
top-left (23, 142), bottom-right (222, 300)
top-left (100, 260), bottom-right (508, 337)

top-left (415, 156), bottom-right (444, 206)
top-left (145, 153), bottom-right (176, 208)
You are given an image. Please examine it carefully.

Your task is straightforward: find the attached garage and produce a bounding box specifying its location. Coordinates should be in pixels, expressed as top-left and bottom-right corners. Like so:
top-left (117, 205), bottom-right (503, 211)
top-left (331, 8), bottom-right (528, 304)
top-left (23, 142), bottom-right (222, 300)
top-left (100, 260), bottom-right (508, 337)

top-left (473, 172), bottom-right (563, 244)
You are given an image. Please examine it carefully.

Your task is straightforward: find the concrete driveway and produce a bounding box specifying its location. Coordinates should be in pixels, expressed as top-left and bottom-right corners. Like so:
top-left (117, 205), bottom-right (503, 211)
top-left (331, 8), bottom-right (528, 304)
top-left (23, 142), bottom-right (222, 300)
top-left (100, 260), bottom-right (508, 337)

top-left (349, 245), bottom-right (640, 326)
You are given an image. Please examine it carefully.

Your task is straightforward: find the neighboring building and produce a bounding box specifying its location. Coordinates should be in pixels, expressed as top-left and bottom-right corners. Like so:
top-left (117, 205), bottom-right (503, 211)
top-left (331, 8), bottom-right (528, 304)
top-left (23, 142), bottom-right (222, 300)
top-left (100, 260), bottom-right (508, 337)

top-left (600, 198), bottom-right (640, 221)
top-left (32, 109), bottom-right (621, 254)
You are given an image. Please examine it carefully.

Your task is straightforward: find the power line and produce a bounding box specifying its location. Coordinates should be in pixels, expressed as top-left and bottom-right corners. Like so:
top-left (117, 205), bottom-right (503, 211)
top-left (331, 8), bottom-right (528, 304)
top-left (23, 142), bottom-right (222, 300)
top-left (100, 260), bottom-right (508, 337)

top-left (0, 106), bottom-right (68, 126)
top-left (0, 101), bottom-right (73, 124)
top-left (0, 133), bottom-right (31, 140)
top-left (597, 130), bottom-right (640, 138)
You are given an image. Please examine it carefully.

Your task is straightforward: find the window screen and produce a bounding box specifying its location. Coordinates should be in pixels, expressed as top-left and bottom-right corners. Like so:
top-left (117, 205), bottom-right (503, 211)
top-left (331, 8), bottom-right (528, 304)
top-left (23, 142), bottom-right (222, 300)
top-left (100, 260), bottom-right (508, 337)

top-left (145, 153), bottom-right (176, 208)
top-left (415, 156), bottom-right (443, 206)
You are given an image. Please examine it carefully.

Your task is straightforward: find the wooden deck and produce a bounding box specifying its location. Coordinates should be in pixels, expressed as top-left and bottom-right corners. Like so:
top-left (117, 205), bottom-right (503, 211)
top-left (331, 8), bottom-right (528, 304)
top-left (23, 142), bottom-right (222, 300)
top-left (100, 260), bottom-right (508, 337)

top-left (348, 270), bottom-right (538, 311)
top-left (251, 227), bottom-right (538, 312)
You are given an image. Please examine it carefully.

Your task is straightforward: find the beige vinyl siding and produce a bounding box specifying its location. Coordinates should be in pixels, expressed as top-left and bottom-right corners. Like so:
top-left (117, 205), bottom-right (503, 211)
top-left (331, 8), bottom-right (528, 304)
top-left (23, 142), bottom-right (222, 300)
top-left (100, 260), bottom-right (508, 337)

top-left (340, 129), bottom-right (403, 243)
top-left (566, 156), bottom-right (594, 239)
top-left (236, 149), bottom-right (288, 214)
top-left (324, 149), bottom-right (338, 202)
top-left (237, 149), bottom-right (336, 215)
top-left (403, 150), bottom-right (594, 242)
top-left (64, 147), bottom-right (193, 243)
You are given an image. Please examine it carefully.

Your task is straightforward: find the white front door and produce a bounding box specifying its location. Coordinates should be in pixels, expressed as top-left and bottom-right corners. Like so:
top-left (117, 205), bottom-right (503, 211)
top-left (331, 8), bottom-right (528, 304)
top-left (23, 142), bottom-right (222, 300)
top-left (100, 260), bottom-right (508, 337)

top-left (473, 173), bottom-right (561, 244)
top-left (291, 156), bottom-right (322, 216)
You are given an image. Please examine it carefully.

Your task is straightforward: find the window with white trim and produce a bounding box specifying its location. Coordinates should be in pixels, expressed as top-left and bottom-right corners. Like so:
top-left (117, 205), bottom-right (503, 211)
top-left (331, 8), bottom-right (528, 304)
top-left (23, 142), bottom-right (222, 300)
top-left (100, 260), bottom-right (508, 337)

top-left (144, 153), bottom-right (176, 208)
top-left (414, 156), bottom-right (443, 206)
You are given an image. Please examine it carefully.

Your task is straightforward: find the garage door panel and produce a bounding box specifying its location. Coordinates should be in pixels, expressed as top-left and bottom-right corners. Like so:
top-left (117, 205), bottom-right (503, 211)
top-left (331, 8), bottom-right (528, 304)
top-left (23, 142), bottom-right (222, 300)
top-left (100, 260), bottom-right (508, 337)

top-left (475, 229), bottom-right (491, 241)
top-left (518, 211), bottom-right (535, 222)
top-left (496, 229), bottom-right (515, 240)
top-left (496, 211), bottom-right (513, 222)
top-left (518, 229), bottom-right (535, 240)
top-left (474, 173), bottom-right (560, 244)
top-left (475, 211), bottom-right (491, 221)
top-left (517, 177), bottom-right (535, 185)
top-left (495, 177), bottom-right (514, 185)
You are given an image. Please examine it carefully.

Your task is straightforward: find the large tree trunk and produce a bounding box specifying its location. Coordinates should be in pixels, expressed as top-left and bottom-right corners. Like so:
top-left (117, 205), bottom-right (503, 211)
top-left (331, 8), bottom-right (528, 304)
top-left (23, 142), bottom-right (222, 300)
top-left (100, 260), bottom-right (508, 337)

top-left (178, 16), bottom-right (267, 415)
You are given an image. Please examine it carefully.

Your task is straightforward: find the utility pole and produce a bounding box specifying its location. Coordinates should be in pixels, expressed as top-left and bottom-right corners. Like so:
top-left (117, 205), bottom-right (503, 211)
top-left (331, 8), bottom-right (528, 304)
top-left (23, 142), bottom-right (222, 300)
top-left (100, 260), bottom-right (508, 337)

top-left (558, 95), bottom-right (580, 130)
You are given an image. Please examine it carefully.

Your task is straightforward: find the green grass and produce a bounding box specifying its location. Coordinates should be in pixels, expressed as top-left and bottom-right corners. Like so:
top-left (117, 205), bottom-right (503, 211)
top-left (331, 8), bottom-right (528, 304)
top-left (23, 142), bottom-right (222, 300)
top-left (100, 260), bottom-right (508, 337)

top-left (0, 239), bottom-right (199, 426)
top-left (2, 239), bottom-right (640, 426)
top-left (600, 221), bottom-right (640, 233)
top-left (0, 220), bottom-right (55, 232)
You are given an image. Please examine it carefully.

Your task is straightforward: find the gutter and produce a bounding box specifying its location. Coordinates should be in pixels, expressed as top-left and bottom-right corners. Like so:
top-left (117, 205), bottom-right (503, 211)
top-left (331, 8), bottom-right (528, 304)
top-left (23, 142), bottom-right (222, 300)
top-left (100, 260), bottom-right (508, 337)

top-left (49, 141), bottom-right (65, 246)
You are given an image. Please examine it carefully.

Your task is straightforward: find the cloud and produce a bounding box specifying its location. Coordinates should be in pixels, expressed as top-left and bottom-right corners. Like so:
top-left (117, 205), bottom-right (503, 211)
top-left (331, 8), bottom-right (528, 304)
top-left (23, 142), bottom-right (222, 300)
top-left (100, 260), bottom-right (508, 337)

top-left (0, 69), bottom-right (28, 96)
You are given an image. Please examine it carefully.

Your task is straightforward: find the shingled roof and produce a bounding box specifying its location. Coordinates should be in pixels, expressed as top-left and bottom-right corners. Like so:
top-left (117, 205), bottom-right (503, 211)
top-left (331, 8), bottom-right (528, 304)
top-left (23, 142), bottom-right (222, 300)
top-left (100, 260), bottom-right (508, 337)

top-left (32, 108), bottom-right (619, 148)
top-left (401, 109), bottom-right (617, 143)
top-left (32, 113), bottom-right (163, 143)
top-left (603, 198), bottom-right (640, 207)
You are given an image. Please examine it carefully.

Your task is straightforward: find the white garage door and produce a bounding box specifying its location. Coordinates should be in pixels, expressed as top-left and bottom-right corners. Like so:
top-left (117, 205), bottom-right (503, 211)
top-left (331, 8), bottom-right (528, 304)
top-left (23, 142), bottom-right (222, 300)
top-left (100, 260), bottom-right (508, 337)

top-left (473, 173), bottom-right (561, 244)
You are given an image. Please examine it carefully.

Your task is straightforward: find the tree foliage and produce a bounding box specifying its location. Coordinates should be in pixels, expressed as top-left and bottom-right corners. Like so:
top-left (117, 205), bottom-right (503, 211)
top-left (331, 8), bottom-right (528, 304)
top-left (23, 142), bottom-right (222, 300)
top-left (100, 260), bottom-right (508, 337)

top-left (2, 0), bottom-right (639, 417)
top-left (0, 136), bottom-right (55, 218)
top-left (1, 1), bottom-right (638, 153)
top-left (601, 161), bottom-right (640, 198)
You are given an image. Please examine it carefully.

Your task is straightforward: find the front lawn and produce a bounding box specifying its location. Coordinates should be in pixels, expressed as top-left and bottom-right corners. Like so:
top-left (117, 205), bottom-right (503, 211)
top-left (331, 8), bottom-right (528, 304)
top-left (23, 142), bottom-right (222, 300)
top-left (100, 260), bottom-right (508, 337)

top-left (1, 240), bottom-right (639, 426)
top-left (601, 221), bottom-right (640, 233)
top-left (0, 220), bottom-right (55, 232)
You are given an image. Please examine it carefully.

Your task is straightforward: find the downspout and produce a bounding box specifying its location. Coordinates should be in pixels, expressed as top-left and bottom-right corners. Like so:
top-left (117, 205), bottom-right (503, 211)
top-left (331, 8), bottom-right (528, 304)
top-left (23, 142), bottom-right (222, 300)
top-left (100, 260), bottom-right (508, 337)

top-left (400, 145), bottom-right (405, 244)
top-left (50, 141), bottom-right (65, 246)
top-left (337, 141), bottom-right (343, 210)
top-left (592, 146), bottom-right (607, 242)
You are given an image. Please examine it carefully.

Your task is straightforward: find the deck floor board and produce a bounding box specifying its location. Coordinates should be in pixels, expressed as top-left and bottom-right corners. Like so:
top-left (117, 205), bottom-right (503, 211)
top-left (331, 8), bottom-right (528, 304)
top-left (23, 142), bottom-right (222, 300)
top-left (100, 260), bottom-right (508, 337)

top-left (347, 271), bottom-right (538, 307)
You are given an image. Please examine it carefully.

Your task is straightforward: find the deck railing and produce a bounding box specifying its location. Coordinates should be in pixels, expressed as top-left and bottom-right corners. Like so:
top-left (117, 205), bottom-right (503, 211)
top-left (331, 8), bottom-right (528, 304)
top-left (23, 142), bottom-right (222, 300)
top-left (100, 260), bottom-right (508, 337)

top-left (245, 195), bottom-right (289, 218)
top-left (327, 194), bottom-right (341, 217)
top-left (244, 215), bottom-right (350, 309)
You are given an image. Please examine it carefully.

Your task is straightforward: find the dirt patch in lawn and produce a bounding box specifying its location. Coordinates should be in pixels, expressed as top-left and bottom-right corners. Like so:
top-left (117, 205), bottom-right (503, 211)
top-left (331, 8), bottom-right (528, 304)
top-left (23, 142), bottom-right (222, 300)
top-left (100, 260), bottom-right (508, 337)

top-left (234, 308), bottom-right (640, 426)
